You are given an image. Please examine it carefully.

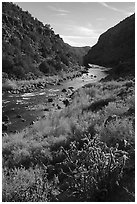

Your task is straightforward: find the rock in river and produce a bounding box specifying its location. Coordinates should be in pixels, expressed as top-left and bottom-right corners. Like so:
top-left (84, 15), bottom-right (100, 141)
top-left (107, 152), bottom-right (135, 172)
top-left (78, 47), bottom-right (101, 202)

top-left (68, 87), bottom-right (74, 90)
top-left (62, 99), bottom-right (70, 107)
top-left (21, 118), bottom-right (26, 122)
top-left (57, 82), bottom-right (61, 85)
top-left (48, 98), bottom-right (53, 102)
top-left (57, 104), bottom-right (61, 109)
top-left (30, 121), bottom-right (35, 125)
top-left (62, 88), bottom-right (67, 93)
top-left (44, 108), bottom-right (49, 111)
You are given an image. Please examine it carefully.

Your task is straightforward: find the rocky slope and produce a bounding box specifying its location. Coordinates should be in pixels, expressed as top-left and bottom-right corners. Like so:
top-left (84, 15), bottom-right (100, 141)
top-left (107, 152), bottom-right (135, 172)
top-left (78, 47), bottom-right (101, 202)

top-left (2, 2), bottom-right (90, 79)
top-left (84, 14), bottom-right (135, 74)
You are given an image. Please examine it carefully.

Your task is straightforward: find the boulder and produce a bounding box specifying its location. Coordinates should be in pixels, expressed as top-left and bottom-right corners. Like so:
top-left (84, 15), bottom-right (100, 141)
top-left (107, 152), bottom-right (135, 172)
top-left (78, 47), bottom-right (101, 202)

top-left (37, 82), bottom-right (42, 88)
top-left (63, 99), bottom-right (70, 107)
top-left (58, 79), bottom-right (63, 82)
top-left (68, 86), bottom-right (74, 90)
top-left (62, 88), bottom-right (67, 93)
top-left (48, 98), bottom-right (53, 102)
top-left (57, 104), bottom-right (61, 109)
top-left (44, 108), bottom-right (49, 111)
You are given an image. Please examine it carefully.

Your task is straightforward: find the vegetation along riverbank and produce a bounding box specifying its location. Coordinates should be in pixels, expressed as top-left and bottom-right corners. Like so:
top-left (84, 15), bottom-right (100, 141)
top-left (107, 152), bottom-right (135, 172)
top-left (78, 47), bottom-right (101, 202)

top-left (2, 68), bottom-right (83, 94)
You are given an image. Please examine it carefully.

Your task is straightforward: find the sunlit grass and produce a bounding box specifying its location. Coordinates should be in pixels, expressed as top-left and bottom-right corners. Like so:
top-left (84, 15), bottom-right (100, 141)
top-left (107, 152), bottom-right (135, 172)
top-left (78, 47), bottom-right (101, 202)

top-left (98, 118), bottom-right (134, 145)
top-left (2, 79), bottom-right (18, 91)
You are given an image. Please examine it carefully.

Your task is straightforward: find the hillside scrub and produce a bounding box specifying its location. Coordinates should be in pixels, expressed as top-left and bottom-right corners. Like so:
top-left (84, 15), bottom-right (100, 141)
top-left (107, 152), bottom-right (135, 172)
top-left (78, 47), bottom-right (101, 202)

top-left (2, 77), bottom-right (135, 201)
top-left (2, 2), bottom-right (90, 79)
top-left (84, 14), bottom-right (135, 74)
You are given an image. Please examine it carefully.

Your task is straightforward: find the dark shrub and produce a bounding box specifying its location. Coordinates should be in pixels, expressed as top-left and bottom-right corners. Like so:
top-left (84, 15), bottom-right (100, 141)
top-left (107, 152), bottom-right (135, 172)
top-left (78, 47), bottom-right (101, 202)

top-left (39, 61), bottom-right (52, 74)
top-left (12, 65), bottom-right (25, 78)
top-left (83, 98), bottom-right (115, 112)
top-left (2, 56), bottom-right (14, 73)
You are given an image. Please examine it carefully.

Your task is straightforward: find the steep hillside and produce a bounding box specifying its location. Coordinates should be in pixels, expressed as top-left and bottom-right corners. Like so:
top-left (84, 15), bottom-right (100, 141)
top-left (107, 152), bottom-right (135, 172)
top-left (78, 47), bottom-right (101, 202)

top-left (71, 46), bottom-right (90, 64)
top-left (84, 14), bottom-right (135, 74)
top-left (2, 2), bottom-right (88, 79)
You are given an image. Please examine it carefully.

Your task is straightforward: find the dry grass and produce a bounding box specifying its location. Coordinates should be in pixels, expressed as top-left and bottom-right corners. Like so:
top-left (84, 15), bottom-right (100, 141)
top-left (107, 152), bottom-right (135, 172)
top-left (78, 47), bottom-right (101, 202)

top-left (2, 79), bottom-right (18, 91)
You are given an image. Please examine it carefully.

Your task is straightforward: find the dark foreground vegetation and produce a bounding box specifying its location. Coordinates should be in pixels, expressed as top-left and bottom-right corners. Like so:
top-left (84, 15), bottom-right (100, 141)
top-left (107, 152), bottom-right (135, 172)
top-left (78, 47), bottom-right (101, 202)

top-left (3, 76), bottom-right (135, 202)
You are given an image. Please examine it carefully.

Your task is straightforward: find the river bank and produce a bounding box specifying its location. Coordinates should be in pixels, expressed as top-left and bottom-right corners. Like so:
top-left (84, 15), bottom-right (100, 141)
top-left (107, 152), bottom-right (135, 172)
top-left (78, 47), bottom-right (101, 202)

top-left (2, 66), bottom-right (108, 133)
top-left (2, 69), bottom-right (83, 94)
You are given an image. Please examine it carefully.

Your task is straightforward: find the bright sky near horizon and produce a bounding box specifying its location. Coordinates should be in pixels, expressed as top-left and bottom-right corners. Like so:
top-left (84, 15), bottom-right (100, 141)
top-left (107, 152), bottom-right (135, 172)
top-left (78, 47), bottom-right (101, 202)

top-left (14, 2), bottom-right (135, 47)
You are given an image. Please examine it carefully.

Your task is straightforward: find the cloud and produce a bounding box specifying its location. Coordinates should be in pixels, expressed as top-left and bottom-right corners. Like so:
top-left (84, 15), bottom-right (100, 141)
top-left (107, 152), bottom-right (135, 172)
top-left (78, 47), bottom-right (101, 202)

top-left (61, 35), bottom-right (97, 39)
top-left (96, 17), bottom-right (106, 21)
top-left (48, 5), bottom-right (70, 14)
top-left (126, 11), bottom-right (135, 16)
top-left (56, 13), bottom-right (68, 16)
top-left (75, 26), bottom-right (95, 36)
top-left (60, 35), bottom-right (98, 47)
top-left (67, 25), bottom-right (99, 37)
top-left (99, 2), bottom-right (120, 12)
top-left (59, 24), bottom-right (102, 46)
top-left (98, 2), bottom-right (134, 16)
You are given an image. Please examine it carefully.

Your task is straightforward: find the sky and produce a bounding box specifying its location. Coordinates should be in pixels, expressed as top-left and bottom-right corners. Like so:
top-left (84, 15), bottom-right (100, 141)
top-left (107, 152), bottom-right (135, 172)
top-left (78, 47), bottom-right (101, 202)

top-left (14, 2), bottom-right (135, 47)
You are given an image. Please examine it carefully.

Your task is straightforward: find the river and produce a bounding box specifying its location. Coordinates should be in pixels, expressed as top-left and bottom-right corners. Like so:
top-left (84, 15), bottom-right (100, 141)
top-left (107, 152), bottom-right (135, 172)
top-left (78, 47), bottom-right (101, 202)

top-left (2, 66), bottom-right (108, 133)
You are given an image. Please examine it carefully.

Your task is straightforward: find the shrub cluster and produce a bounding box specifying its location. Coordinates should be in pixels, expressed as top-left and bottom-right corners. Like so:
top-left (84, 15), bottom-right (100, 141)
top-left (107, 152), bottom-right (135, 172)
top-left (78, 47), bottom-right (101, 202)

top-left (3, 136), bottom-right (130, 202)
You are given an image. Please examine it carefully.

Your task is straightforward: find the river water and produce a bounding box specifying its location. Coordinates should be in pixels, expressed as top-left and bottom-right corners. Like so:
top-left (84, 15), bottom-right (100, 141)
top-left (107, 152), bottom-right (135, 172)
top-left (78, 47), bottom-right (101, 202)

top-left (2, 67), bottom-right (108, 133)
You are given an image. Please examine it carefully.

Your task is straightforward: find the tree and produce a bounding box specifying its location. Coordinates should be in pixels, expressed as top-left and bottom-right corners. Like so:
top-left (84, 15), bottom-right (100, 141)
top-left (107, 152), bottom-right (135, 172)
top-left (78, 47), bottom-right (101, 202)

top-left (39, 61), bottom-right (51, 74)
top-left (2, 55), bottom-right (14, 73)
